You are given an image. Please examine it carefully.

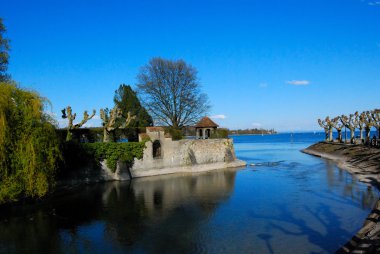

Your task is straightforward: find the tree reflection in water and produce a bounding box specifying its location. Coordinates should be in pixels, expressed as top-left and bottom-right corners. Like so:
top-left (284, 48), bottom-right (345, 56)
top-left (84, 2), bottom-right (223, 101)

top-left (0, 157), bottom-right (378, 254)
top-left (0, 168), bottom-right (237, 254)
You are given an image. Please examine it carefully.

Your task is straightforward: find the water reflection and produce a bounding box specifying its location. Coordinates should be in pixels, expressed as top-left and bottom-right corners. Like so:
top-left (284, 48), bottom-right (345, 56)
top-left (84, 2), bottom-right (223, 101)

top-left (1, 133), bottom-right (379, 254)
top-left (0, 169), bottom-right (237, 254)
top-left (323, 160), bottom-right (377, 209)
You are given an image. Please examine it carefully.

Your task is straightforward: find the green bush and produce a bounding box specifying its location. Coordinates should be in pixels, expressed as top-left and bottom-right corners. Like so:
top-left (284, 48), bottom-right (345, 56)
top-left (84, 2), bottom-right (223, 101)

top-left (167, 128), bottom-right (183, 140)
top-left (210, 128), bottom-right (229, 139)
top-left (0, 82), bottom-right (61, 204)
top-left (81, 142), bottom-right (145, 172)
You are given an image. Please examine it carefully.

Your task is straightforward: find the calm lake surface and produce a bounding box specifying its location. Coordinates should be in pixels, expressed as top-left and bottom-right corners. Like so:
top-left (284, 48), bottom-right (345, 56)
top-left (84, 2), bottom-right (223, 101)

top-left (1, 133), bottom-right (378, 254)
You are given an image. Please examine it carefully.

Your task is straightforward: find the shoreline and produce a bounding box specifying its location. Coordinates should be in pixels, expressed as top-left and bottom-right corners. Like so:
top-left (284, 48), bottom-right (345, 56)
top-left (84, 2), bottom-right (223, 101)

top-left (302, 142), bottom-right (380, 253)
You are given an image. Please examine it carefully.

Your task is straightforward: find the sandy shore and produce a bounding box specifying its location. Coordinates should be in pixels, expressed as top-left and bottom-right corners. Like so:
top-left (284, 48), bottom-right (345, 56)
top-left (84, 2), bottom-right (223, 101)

top-left (302, 142), bottom-right (380, 253)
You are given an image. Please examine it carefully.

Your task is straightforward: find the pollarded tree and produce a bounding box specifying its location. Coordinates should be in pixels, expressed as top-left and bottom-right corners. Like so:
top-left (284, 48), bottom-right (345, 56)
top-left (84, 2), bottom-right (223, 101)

top-left (318, 116), bottom-right (334, 142)
top-left (340, 112), bottom-right (359, 144)
top-left (61, 106), bottom-right (96, 141)
top-left (114, 84), bottom-right (153, 141)
top-left (331, 116), bottom-right (344, 143)
top-left (137, 58), bottom-right (210, 128)
top-left (100, 106), bottom-right (135, 142)
top-left (358, 112), bottom-right (366, 141)
top-left (0, 18), bottom-right (10, 82)
top-left (363, 111), bottom-right (374, 144)
top-left (318, 118), bottom-right (330, 141)
top-left (371, 109), bottom-right (380, 139)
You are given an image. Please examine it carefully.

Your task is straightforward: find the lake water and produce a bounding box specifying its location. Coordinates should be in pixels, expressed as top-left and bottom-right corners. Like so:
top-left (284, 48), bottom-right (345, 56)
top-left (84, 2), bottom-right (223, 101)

top-left (0, 133), bottom-right (378, 254)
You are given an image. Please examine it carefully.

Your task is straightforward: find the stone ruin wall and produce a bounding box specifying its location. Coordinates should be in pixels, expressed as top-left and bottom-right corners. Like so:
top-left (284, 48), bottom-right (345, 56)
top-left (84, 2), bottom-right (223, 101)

top-left (129, 129), bottom-right (245, 178)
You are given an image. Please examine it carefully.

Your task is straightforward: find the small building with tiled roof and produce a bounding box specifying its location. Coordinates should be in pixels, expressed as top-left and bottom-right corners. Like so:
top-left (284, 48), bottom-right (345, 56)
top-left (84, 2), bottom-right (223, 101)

top-left (195, 116), bottom-right (219, 139)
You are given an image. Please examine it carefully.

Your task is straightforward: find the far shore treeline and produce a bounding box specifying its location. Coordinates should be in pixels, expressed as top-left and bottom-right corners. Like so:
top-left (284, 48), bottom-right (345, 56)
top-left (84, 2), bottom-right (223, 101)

top-left (229, 128), bottom-right (276, 135)
top-left (318, 109), bottom-right (380, 145)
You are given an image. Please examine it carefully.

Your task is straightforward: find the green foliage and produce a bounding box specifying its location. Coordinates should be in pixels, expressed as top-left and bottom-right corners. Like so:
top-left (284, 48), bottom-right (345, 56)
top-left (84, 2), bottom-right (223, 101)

top-left (114, 84), bottom-right (153, 141)
top-left (166, 128), bottom-right (183, 140)
top-left (81, 142), bottom-right (145, 172)
top-left (0, 82), bottom-right (61, 204)
top-left (210, 128), bottom-right (229, 139)
top-left (59, 141), bottom-right (95, 174)
top-left (139, 133), bottom-right (151, 143)
top-left (0, 18), bottom-right (10, 82)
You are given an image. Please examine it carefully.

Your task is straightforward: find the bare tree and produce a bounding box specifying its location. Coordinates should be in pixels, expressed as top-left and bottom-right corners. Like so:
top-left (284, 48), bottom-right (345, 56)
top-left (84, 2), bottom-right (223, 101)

top-left (363, 111), bottom-right (374, 144)
top-left (340, 112), bottom-right (358, 144)
top-left (371, 109), bottom-right (380, 139)
top-left (137, 58), bottom-right (210, 128)
top-left (61, 106), bottom-right (96, 141)
top-left (318, 118), bottom-right (330, 141)
top-left (357, 112), bottom-right (366, 142)
top-left (318, 116), bottom-right (334, 142)
top-left (100, 106), bottom-right (135, 142)
top-left (331, 116), bottom-right (344, 143)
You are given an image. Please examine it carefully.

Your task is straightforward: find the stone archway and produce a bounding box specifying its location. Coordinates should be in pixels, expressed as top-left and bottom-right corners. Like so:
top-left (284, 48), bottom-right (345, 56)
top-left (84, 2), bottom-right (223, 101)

top-left (199, 129), bottom-right (203, 139)
top-left (205, 129), bottom-right (211, 139)
top-left (153, 140), bottom-right (161, 159)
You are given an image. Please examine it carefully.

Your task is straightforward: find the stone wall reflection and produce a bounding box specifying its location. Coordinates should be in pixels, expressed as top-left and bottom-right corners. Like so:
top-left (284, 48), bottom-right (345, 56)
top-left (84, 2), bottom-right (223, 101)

top-left (100, 169), bottom-right (237, 252)
top-left (0, 169), bottom-right (238, 253)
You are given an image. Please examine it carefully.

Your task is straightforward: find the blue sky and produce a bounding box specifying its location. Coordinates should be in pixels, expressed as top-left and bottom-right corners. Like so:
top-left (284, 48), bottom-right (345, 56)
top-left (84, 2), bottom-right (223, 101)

top-left (1, 0), bottom-right (379, 131)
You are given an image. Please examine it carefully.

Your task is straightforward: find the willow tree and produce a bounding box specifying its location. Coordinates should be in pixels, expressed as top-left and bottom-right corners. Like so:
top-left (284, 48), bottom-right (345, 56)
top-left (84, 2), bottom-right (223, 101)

top-left (340, 112), bottom-right (359, 144)
top-left (0, 82), bottom-right (61, 203)
top-left (137, 58), bottom-right (210, 128)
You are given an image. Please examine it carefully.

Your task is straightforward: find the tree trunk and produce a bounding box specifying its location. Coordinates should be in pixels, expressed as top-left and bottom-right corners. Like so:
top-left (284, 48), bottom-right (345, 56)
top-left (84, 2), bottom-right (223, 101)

top-left (359, 127), bottom-right (363, 140)
top-left (350, 127), bottom-right (355, 144)
top-left (324, 129), bottom-right (329, 141)
top-left (329, 128), bottom-right (333, 142)
top-left (66, 129), bottom-right (73, 142)
top-left (365, 127), bottom-right (370, 144)
top-left (337, 130), bottom-right (342, 143)
top-left (344, 127), bottom-right (347, 143)
top-left (103, 128), bottom-right (110, 142)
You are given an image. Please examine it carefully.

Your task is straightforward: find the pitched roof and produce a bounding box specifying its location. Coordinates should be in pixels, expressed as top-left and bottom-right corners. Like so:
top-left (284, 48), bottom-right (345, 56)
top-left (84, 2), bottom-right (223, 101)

top-left (195, 117), bottom-right (219, 128)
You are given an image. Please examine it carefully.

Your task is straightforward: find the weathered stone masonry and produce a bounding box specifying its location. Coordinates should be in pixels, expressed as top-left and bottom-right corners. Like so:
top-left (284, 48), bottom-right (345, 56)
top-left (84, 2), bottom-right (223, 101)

top-left (130, 127), bottom-right (246, 178)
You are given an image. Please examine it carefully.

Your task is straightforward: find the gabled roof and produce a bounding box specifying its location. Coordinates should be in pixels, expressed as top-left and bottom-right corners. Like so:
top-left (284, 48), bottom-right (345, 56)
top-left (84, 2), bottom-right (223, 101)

top-left (195, 117), bottom-right (219, 128)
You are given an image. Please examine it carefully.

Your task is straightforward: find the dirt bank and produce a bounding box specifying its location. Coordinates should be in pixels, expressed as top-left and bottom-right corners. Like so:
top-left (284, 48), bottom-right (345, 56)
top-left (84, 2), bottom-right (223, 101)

top-left (303, 142), bottom-right (380, 253)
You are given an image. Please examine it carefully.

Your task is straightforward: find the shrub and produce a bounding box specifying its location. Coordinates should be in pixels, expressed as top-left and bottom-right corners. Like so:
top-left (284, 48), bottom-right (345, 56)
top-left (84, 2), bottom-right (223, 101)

top-left (139, 133), bottom-right (151, 143)
top-left (0, 82), bottom-right (61, 203)
top-left (81, 142), bottom-right (145, 172)
top-left (210, 128), bottom-right (229, 139)
top-left (166, 128), bottom-right (183, 140)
